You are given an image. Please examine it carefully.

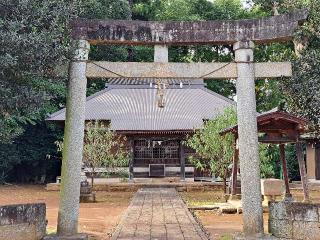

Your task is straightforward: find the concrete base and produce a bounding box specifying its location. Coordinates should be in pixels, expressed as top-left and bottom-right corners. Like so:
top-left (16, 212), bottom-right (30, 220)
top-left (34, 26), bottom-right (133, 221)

top-left (228, 194), bottom-right (242, 200)
top-left (46, 181), bottom-right (224, 192)
top-left (43, 233), bottom-right (88, 240)
top-left (79, 193), bottom-right (96, 203)
top-left (218, 205), bottom-right (238, 214)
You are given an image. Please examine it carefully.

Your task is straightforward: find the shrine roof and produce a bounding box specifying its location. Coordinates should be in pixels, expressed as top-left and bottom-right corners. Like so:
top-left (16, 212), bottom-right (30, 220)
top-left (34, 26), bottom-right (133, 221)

top-left (47, 78), bottom-right (234, 131)
top-left (221, 108), bottom-right (308, 136)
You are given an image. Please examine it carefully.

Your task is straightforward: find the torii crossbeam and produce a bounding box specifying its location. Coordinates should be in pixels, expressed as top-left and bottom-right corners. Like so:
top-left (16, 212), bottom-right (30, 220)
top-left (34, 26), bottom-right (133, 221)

top-left (57, 9), bottom-right (309, 238)
top-left (86, 61), bottom-right (292, 79)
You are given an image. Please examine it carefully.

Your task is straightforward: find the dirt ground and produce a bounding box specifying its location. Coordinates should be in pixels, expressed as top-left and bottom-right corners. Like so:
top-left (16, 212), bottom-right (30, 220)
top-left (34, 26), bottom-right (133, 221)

top-left (1, 185), bottom-right (319, 240)
top-left (179, 191), bottom-right (250, 239)
top-left (180, 189), bottom-right (320, 240)
top-left (0, 185), bottom-right (133, 240)
top-left (194, 211), bottom-right (269, 240)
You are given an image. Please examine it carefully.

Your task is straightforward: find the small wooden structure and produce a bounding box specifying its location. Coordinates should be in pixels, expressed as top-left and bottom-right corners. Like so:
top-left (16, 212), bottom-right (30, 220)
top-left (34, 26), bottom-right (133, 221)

top-left (304, 134), bottom-right (320, 180)
top-left (221, 109), bottom-right (310, 201)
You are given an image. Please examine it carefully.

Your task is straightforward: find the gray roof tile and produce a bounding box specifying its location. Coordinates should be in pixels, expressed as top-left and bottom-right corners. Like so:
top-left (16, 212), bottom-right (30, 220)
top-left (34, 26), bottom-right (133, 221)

top-left (47, 85), bottom-right (234, 131)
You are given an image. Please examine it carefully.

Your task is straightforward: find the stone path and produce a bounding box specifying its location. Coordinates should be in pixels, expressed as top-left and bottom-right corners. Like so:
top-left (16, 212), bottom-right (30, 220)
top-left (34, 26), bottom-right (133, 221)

top-left (112, 188), bottom-right (209, 240)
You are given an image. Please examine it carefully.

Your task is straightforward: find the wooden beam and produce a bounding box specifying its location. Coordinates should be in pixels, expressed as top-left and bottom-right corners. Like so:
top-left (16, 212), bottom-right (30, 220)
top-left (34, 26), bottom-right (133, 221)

top-left (296, 141), bottom-right (310, 202)
top-left (230, 146), bottom-right (239, 197)
top-left (129, 139), bottom-right (134, 181)
top-left (258, 134), bottom-right (296, 143)
top-left (279, 144), bottom-right (292, 199)
top-left (180, 141), bottom-right (185, 181)
top-left (86, 61), bottom-right (292, 79)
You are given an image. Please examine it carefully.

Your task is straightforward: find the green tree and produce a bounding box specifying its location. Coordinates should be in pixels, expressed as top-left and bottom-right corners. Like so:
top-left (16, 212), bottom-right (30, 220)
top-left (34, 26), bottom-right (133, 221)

top-left (282, 49), bottom-right (320, 134)
top-left (56, 121), bottom-right (129, 187)
top-left (0, 123), bottom-right (63, 184)
top-left (0, 0), bottom-right (73, 143)
top-left (186, 107), bottom-right (237, 192)
top-left (82, 121), bottom-right (129, 187)
top-left (281, 1), bottom-right (320, 134)
top-left (259, 144), bottom-right (281, 178)
top-left (0, 0), bottom-right (132, 183)
top-left (251, 0), bottom-right (309, 15)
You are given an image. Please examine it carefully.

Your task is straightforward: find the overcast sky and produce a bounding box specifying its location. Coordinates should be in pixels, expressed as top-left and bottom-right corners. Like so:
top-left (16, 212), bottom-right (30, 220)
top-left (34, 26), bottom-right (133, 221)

top-left (206, 0), bottom-right (252, 9)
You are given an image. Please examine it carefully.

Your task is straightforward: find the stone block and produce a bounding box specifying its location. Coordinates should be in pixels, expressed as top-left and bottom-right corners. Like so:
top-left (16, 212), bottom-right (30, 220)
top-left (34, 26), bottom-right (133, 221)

top-left (175, 186), bottom-right (187, 192)
top-left (293, 204), bottom-right (318, 221)
top-left (292, 221), bottom-right (320, 240)
top-left (0, 223), bottom-right (36, 240)
top-left (150, 225), bottom-right (166, 239)
top-left (0, 203), bottom-right (46, 240)
top-left (269, 201), bottom-right (292, 220)
top-left (261, 178), bottom-right (284, 197)
top-left (79, 193), bottom-right (96, 203)
top-left (268, 219), bottom-right (293, 239)
top-left (43, 233), bottom-right (88, 240)
top-left (270, 201), bottom-right (319, 221)
top-left (218, 205), bottom-right (238, 214)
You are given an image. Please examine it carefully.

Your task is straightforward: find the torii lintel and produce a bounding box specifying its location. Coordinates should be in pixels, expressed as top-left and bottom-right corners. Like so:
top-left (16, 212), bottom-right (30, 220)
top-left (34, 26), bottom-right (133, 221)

top-left (71, 9), bottom-right (308, 45)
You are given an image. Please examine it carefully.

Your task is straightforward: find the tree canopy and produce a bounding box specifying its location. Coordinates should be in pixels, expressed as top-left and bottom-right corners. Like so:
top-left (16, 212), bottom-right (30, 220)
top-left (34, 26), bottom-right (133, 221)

top-left (1, 0), bottom-right (319, 183)
top-left (57, 121), bottom-right (129, 186)
top-left (281, 2), bottom-right (320, 134)
top-left (186, 107), bottom-right (237, 188)
top-left (0, 0), bottom-right (73, 143)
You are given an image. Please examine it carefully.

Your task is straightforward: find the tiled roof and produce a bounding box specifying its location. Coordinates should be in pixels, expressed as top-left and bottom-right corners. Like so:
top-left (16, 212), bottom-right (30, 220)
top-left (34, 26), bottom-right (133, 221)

top-left (108, 78), bottom-right (204, 86)
top-left (47, 80), bottom-right (234, 131)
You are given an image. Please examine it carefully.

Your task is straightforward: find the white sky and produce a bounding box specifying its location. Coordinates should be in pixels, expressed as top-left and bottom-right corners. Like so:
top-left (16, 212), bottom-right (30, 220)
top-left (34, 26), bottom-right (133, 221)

top-left (207, 0), bottom-right (252, 8)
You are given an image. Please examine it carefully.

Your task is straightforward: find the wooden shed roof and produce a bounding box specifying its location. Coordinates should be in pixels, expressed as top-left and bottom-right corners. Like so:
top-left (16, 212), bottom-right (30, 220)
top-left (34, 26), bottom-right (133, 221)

top-left (221, 109), bottom-right (308, 143)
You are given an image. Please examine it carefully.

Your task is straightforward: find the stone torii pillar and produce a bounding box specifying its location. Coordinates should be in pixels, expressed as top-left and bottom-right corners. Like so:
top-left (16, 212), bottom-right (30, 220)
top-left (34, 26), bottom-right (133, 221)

top-left (57, 40), bottom-right (90, 236)
top-left (154, 45), bottom-right (168, 62)
top-left (234, 41), bottom-right (264, 237)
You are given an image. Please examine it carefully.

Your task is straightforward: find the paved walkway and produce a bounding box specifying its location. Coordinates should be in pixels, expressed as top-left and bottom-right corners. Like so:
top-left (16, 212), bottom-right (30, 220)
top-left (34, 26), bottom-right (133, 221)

top-left (112, 188), bottom-right (209, 240)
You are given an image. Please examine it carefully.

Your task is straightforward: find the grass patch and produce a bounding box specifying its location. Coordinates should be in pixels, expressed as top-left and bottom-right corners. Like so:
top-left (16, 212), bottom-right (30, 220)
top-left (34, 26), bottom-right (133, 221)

top-left (180, 190), bottom-right (225, 207)
top-left (220, 234), bottom-right (233, 240)
top-left (47, 227), bottom-right (56, 235)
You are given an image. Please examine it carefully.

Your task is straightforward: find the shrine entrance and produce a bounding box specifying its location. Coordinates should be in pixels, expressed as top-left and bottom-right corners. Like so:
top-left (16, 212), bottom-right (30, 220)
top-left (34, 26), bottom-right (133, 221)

top-left (56, 9), bottom-right (309, 238)
top-left (134, 139), bottom-right (180, 177)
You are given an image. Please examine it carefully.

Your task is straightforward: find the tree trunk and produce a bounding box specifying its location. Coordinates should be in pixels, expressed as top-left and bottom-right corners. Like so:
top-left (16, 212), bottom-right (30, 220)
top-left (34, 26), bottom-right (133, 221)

top-left (296, 142), bottom-right (310, 202)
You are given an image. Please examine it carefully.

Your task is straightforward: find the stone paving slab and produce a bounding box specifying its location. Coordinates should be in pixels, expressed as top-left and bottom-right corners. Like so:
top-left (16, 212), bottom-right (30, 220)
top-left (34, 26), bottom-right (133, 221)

top-left (112, 188), bottom-right (208, 240)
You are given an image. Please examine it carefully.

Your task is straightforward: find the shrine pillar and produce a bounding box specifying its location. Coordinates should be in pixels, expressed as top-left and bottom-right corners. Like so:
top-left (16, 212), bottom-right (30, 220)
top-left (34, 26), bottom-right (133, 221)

top-left (129, 139), bottom-right (134, 181)
top-left (180, 140), bottom-right (186, 181)
top-left (57, 40), bottom-right (90, 235)
top-left (234, 41), bottom-right (264, 236)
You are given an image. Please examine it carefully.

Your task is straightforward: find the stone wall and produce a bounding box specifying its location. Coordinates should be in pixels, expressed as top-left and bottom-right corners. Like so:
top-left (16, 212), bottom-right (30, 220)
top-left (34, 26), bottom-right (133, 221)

top-left (269, 201), bottom-right (320, 240)
top-left (0, 203), bottom-right (46, 240)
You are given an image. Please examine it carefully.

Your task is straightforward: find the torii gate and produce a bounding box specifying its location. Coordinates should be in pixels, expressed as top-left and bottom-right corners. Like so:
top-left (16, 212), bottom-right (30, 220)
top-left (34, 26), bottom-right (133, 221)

top-left (57, 9), bottom-right (309, 238)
